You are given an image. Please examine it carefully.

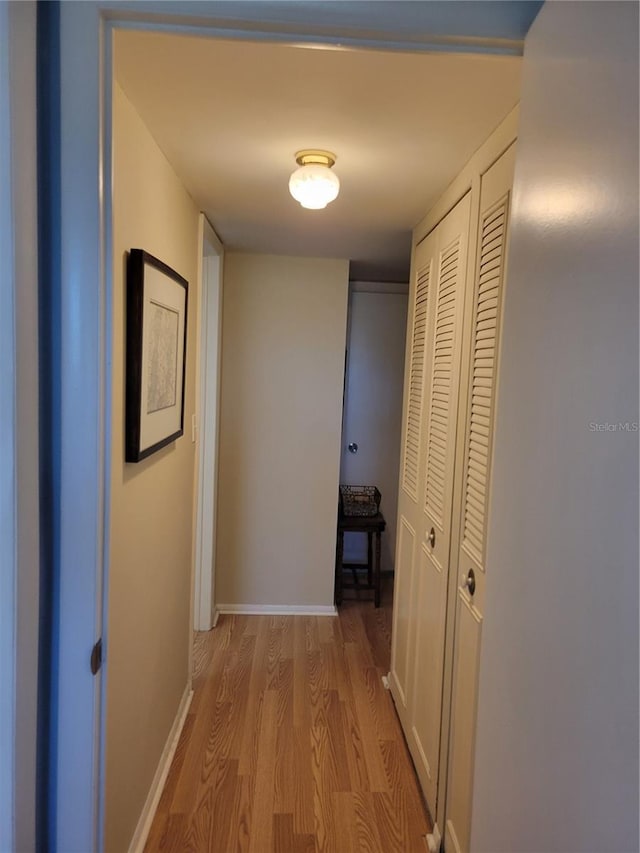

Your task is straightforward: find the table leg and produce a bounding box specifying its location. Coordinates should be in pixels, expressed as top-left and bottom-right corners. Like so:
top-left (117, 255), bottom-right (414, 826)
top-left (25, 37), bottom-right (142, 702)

top-left (335, 529), bottom-right (344, 606)
top-left (374, 530), bottom-right (381, 608)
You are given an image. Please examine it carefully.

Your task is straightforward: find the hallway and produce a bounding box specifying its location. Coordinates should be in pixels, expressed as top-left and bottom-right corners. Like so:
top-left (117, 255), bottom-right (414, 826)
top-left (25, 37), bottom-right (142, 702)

top-left (145, 581), bottom-right (431, 852)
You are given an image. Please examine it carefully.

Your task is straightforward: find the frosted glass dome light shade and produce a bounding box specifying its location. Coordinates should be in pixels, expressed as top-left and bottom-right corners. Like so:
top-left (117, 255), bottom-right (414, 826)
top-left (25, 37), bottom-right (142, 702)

top-left (288, 150), bottom-right (340, 210)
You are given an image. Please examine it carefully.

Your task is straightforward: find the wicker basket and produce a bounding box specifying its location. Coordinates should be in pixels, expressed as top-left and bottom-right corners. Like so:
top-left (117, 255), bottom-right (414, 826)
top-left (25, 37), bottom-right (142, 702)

top-left (339, 485), bottom-right (382, 517)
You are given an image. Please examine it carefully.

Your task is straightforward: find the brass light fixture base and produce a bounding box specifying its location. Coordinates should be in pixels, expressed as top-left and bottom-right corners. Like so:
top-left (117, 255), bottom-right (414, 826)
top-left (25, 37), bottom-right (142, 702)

top-left (295, 149), bottom-right (337, 168)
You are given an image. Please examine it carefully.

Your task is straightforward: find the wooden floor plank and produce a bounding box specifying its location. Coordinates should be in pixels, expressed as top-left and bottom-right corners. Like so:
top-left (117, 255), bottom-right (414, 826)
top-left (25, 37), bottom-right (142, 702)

top-left (339, 696), bottom-right (371, 794)
top-left (292, 725), bottom-right (315, 836)
top-left (144, 575), bottom-right (431, 852)
top-left (238, 618), bottom-right (269, 777)
top-left (144, 811), bottom-right (187, 853)
top-left (350, 791), bottom-right (386, 853)
top-left (155, 712), bottom-right (195, 816)
top-left (333, 792), bottom-right (358, 853)
top-left (380, 739), bottom-right (431, 837)
top-left (274, 661), bottom-right (295, 814)
top-left (293, 619), bottom-right (310, 730)
top-left (273, 813), bottom-right (296, 851)
top-left (344, 644), bottom-right (390, 793)
top-left (248, 689), bottom-right (278, 853)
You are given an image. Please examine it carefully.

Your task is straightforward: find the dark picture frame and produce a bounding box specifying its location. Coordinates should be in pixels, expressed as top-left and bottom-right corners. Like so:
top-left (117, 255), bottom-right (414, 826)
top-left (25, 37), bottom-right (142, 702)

top-left (125, 249), bottom-right (188, 462)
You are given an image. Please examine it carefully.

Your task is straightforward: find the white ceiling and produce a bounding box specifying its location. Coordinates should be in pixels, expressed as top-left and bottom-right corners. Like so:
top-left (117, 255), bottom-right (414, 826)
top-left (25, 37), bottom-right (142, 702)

top-left (115, 30), bottom-right (522, 280)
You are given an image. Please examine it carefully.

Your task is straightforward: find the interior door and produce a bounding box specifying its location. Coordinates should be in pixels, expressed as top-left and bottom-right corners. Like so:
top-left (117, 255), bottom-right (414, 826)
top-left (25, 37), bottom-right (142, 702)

top-left (445, 143), bottom-right (516, 853)
top-left (390, 227), bottom-right (438, 728)
top-left (340, 288), bottom-right (408, 571)
top-left (409, 192), bottom-right (471, 811)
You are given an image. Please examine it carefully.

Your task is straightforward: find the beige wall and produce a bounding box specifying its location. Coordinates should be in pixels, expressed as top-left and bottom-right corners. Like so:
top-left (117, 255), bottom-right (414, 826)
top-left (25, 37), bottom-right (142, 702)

top-left (216, 252), bottom-right (349, 608)
top-left (106, 82), bottom-right (200, 853)
top-left (471, 3), bottom-right (639, 851)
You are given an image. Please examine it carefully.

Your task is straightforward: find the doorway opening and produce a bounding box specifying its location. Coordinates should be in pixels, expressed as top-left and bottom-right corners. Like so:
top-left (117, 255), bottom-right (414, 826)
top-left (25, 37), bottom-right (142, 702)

top-left (53, 6), bottom-right (524, 844)
top-left (339, 280), bottom-right (409, 592)
top-left (193, 216), bottom-right (224, 632)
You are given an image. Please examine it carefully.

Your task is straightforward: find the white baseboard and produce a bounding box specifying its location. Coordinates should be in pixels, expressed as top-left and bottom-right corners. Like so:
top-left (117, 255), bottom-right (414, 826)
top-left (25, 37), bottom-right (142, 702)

top-left (426, 823), bottom-right (442, 853)
top-left (212, 606), bottom-right (220, 627)
top-left (216, 603), bottom-right (337, 617)
top-left (128, 684), bottom-right (193, 853)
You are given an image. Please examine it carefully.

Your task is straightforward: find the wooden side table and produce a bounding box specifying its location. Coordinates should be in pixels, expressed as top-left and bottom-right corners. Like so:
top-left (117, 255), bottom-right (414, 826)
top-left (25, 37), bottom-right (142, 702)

top-left (335, 510), bottom-right (386, 608)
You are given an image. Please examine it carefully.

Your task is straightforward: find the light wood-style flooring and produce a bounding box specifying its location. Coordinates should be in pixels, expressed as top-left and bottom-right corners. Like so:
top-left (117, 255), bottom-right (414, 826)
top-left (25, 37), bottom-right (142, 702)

top-left (145, 576), bottom-right (431, 852)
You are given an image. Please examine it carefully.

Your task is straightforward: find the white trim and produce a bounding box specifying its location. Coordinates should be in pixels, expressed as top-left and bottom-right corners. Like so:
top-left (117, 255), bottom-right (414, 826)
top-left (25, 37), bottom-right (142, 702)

top-left (426, 822), bottom-right (443, 853)
top-left (193, 214), bottom-right (224, 631)
top-left (97, 22), bottom-right (116, 851)
top-left (8, 6), bottom-right (40, 850)
top-left (0, 5), bottom-right (18, 848)
top-left (202, 216), bottom-right (224, 256)
top-left (57, 5), bottom-right (108, 849)
top-left (94, 2), bottom-right (528, 56)
top-left (1, 3), bottom-right (39, 850)
top-left (127, 685), bottom-right (193, 853)
top-left (217, 604), bottom-right (337, 617)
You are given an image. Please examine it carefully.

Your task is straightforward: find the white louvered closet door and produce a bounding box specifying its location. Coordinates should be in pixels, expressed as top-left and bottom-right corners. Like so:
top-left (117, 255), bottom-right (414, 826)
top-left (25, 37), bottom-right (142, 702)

top-left (445, 143), bottom-right (516, 853)
top-left (390, 226), bottom-right (438, 727)
top-left (409, 192), bottom-right (471, 812)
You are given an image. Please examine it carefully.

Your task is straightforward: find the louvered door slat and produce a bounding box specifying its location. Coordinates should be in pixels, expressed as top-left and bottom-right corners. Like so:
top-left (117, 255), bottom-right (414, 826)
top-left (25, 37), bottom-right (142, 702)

top-left (464, 507), bottom-right (484, 539)
top-left (479, 257), bottom-right (502, 277)
top-left (477, 292), bottom-right (499, 309)
top-left (469, 467), bottom-right (486, 495)
top-left (424, 237), bottom-right (463, 527)
top-left (470, 413), bottom-right (490, 431)
top-left (483, 214), bottom-right (505, 236)
top-left (402, 261), bottom-right (432, 500)
top-left (473, 386), bottom-right (492, 400)
top-left (466, 487), bottom-right (486, 516)
top-left (482, 220), bottom-right (504, 240)
top-left (428, 443), bottom-right (446, 466)
top-left (470, 420), bottom-right (490, 439)
top-left (468, 449), bottom-right (487, 470)
top-left (478, 278), bottom-right (500, 294)
top-left (462, 194), bottom-right (510, 564)
top-left (483, 206), bottom-right (505, 230)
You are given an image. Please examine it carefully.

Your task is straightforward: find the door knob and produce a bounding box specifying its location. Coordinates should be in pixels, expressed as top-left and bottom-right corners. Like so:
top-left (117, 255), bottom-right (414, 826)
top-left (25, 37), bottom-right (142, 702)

top-left (348, 442), bottom-right (358, 454)
top-left (426, 527), bottom-right (436, 547)
top-left (461, 568), bottom-right (476, 596)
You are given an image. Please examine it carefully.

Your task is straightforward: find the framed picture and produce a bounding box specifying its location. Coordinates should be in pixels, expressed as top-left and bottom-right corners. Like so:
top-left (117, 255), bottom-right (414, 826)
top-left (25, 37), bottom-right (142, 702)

top-left (125, 249), bottom-right (188, 462)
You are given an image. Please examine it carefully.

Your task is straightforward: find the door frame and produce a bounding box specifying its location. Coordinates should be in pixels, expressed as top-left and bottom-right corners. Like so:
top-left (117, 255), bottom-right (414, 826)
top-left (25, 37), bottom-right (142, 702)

top-left (0, 8), bottom-right (18, 846)
top-left (1, 3), bottom-right (41, 850)
top-left (340, 280), bottom-right (409, 567)
top-left (0, 5), bottom-right (40, 850)
top-left (53, 4), bottom-right (528, 848)
top-left (193, 215), bottom-right (224, 632)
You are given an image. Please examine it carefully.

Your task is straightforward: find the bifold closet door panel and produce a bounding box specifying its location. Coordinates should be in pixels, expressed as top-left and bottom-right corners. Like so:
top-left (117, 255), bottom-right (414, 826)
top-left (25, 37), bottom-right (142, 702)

top-left (444, 591), bottom-right (483, 853)
top-left (409, 191), bottom-right (472, 812)
top-left (390, 227), bottom-right (438, 724)
top-left (445, 143), bottom-right (516, 853)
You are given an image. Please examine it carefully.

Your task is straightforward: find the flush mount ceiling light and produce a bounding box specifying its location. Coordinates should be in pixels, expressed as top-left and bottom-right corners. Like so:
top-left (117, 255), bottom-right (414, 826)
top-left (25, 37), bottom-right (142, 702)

top-left (289, 150), bottom-right (340, 210)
